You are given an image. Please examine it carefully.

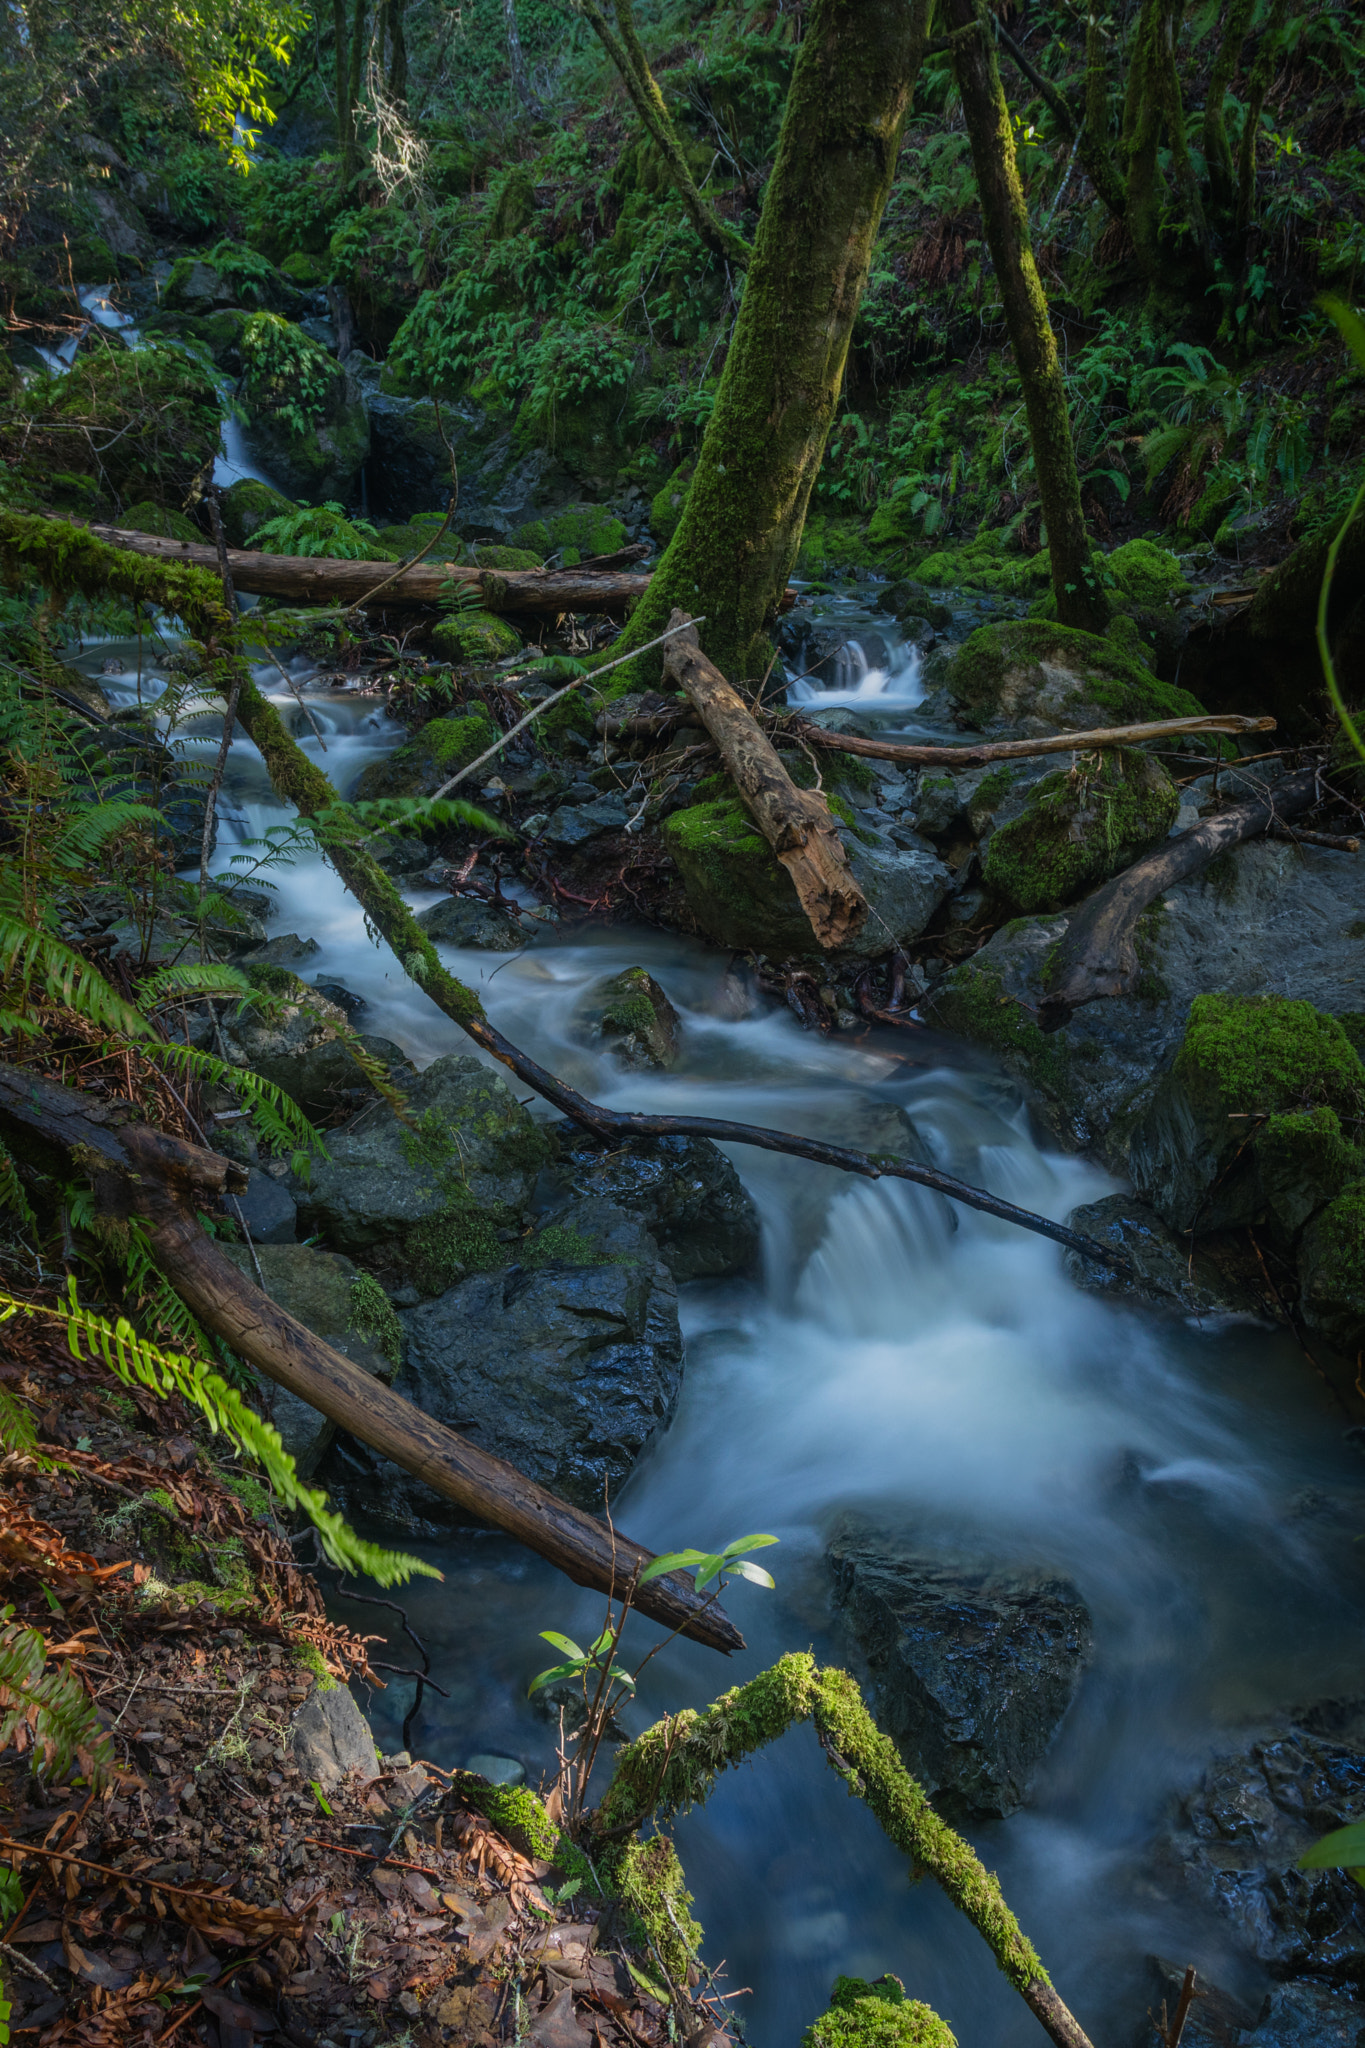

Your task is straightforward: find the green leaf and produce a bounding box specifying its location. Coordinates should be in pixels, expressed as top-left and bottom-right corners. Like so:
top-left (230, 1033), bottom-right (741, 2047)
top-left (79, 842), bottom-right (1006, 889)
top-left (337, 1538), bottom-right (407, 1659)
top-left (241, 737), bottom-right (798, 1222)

top-left (637, 1549), bottom-right (709, 1585)
top-left (725, 1558), bottom-right (776, 1588)
top-left (1317, 294), bottom-right (1365, 378)
top-left (1299, 1822), bottom-right (1365, 1869)
top-left (625, 1959), bottom-right (671, 2005)
top-left (528, 1659), bottom-right (589, 1697)
top-left (310, 1780), bottom-right (334, 1816)
top-left (539, 1630), bottom-right (586, 1660)
top-left (719, 1534), bottom-right (779, 1560)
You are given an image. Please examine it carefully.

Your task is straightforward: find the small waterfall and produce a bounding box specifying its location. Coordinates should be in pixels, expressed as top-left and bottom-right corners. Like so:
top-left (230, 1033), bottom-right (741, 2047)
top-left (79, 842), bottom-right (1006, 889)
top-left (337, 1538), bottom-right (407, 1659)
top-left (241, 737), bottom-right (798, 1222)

top-left (789, 635), bottom-right (926, 709)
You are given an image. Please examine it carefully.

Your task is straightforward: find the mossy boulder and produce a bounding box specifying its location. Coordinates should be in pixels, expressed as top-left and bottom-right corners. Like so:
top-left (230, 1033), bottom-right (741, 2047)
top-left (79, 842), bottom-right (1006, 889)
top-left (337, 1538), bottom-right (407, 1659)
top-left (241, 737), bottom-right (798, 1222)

top-left (220, 477), bottom-right (295, 547)
top-left (1128, 993), bottom-right (1365, 1237)
top-left (573, 967), bottom-right (680, 1069)
top-left (219, 1244), bottom-right (399, 1475)
top-left (982, 748), bottom-right (1179, 913)
top-left (373, 518), bottom-right (467, 563)
top-left (120, 499), bottom-right (202, 544)
top-left (911, 533), bottom-right (1052, 598)
top-left (296, 1052), bottom-right (552, 1294)
top-left (947, 619), bottom-right (1207, 732)
top-left (1105, 538), bottom-right (1191, 609)
top-left (663, 795), bottom-right (950, 959)
top-left (512, 505), bottom-right (628, 565)
top-left (430, 609), bottom-right (522, 665)
top-left (163, 258), bottom-right (236, 313)
top-left (351, 712), bottom-right (497, 802)
top-left (649, 461), bottom-right (694, 546)
top-left (803, 1975), bottom-right (955, 2048)
top-left (1298, 1184), bottom-right (1365, 1356)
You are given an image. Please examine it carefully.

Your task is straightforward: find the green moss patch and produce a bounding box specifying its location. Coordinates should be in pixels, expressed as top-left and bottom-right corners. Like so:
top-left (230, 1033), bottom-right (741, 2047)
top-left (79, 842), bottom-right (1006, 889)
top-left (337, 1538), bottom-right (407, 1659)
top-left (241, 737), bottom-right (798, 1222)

top-left (431, 609), bottom-right (521, 665)
top-left (121, 500), bottom-right (202, 544)
top-left (804, 1976), bottom-right (956, 2048)
top-left (949, 618), bottom-right (1206, 730)
top-left (983, 748), bottom-right (1178, 912)
top-left (513, 506), bottom-right (627, 566)
top-left (1104, 538), bottom-right (1190, 608)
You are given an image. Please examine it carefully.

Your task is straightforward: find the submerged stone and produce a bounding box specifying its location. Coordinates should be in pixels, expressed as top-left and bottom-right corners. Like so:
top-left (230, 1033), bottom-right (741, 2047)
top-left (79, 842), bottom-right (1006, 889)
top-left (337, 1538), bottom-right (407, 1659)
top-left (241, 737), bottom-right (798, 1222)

top-left (827, 1517), bottom-right (1091, 1819)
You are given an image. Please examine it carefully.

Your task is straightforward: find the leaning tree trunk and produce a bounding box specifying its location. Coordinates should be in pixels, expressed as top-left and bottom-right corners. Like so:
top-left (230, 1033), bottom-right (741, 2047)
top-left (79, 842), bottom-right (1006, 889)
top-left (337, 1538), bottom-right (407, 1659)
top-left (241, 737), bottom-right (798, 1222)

top-left (608, 0), bottom-right (935, 685)
top-left (1202, 0), bottom-right (1254, 218)
top-left (946, 0), bottom-right (1108, 633)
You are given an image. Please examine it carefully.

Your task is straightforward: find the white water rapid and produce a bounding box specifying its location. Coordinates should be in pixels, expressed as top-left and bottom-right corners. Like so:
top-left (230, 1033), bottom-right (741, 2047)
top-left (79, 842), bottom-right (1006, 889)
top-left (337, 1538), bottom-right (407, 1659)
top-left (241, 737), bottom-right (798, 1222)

top-left (74, 625), bottom-right (1365, 2048)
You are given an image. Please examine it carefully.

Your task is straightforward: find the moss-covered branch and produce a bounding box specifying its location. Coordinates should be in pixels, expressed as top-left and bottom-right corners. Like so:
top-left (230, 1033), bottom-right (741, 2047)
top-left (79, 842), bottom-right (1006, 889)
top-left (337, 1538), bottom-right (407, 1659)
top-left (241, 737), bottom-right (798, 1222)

top-left (598, 1654), bottom-right (1095, 2048)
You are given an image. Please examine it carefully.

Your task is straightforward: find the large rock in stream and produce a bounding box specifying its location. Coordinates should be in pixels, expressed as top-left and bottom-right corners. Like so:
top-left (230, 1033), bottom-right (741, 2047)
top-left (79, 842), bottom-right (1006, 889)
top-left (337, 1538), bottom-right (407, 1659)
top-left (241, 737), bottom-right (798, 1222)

top-left (827, 1518), bottom-right (1092, 1819)
top-left (542, 1125), bottom-right (760, 1281)
top-left (318, 1200), bottom-right (684, 1527)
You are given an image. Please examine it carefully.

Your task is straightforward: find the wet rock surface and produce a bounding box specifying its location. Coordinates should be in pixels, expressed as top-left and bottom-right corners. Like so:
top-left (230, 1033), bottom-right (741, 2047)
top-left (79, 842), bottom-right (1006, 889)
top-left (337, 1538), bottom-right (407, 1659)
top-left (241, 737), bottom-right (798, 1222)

top-left (416, 895), bottom-right (534, 949)
top-left (1064, 1194), bottom-right (1264, 1320)
top-left (1156, 1714), bottom-right (1365, 2001)
top-left (325, 1201), bottom-right (683, 1523)
top-left (573, 966), bottom-right (680, 1069)
top-left (924, 840), bottom-right (1365, 1168)
top-left (543, 1125), bottom-right (761, 1282)
top-left (826, 1517), bottom-right (1092, 1819)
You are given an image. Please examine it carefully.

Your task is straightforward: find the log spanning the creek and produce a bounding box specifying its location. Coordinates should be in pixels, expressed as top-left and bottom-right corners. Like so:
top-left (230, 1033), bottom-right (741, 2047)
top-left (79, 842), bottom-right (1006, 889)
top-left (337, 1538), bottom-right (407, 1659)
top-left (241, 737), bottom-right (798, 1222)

top-left (0, 1063), bottom-right (744, 1656)
top-left (661, 609), bottom-right (869, 951)
top-left (784, 709), bottom-right (1279, 767)
top-left (79, 524), bottom-right (800, 617)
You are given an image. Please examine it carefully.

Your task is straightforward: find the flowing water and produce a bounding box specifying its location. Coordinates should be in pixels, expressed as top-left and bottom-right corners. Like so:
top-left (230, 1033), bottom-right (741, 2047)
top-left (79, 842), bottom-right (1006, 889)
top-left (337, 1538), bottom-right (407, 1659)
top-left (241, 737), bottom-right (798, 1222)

top-left (75, 630), bottom-right (1365, 2045)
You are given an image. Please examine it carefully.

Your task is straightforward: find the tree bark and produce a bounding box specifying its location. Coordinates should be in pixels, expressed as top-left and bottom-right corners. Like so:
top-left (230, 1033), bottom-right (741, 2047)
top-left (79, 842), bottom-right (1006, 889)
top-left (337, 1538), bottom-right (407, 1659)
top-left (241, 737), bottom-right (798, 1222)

top-left (606, 0), bottom-right (935, 685)
top-left (946, 0), bottom-right (1108, 634)
top-left (344, 0), bottom-right (367, 184)
top-left (662, 611), bottom-right (867, 950)
top-left (332, 0), bottom-right (354, 172)
top-left (0, 1063), bottom-right (744, 1654)
top-left (1036, 768), bottom-right (1319, 1029)
top-left (1202, 0), bottom-right (1254, 217)
top-left (578, 0), bottom-right (748, 269)
top-left (386, 0), bottom-right (408, 103)
top-left (1235, 0), bottom-right (1290, 234)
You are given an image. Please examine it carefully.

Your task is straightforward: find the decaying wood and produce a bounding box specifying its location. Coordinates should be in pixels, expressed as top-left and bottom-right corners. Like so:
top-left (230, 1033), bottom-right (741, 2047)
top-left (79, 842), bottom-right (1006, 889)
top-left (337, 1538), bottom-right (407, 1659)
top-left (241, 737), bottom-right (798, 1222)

top-left (661, 609), bottom-right (868, 950)
top-left (0, 1063), bottom-right (744, 1656)
top-left (786, 710), bottom-right (1277, 768)
top-left (80, 525), bottom-right (797, 617)
top-left (1037, 768), bottom-right (1320, 1030)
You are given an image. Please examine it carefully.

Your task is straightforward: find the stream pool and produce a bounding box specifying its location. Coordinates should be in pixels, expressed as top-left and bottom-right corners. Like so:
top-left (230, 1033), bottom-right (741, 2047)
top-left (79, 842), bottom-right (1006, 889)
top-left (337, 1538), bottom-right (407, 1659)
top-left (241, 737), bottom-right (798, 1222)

top-left (75, 614), bottom-right (1365, 2048)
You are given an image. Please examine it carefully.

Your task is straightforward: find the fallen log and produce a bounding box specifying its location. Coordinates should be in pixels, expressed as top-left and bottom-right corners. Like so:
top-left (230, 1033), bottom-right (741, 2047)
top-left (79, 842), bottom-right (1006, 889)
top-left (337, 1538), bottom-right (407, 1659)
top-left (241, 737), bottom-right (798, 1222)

top-left (661, 610), bottom-right (868, 951)
top-left (80, 522), bottom-right (655, 613)
top-left (78, 523), bottom-right (801, 617)
top-left (0, 1063), bottom-right (743, 1655)
top-left (1037, 767), bottom-right (1320, 1031)
top-left (785, 710), bottom-right (1277, 767)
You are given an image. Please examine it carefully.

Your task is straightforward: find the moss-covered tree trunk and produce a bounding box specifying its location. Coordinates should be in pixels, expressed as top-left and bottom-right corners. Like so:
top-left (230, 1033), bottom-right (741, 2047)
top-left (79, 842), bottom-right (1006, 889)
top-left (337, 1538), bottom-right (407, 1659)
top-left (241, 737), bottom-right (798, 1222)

top-left (1202, 0), bottom-right (1254, 218)
top-left (608, 0), bottom-right (934, 684)
top-left (946, 0), bottom-right (1107, 633)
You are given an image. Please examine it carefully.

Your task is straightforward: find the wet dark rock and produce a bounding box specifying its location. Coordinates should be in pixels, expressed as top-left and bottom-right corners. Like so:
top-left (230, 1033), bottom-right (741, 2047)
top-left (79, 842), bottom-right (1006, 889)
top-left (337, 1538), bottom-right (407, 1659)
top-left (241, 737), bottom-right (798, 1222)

top-left (313, 979), bottom-right (367, 1018)
top-left (1157, 1720), bottom-right (1365, 1999)
top-left (233, 1168), bottom-right (297, 1246)
top-left (544, 1125), bottom-right (760, 1282)
top-left (541, 795), bottom-right (629, 848)
top-left (573, 967), bottom-right (679, 1070)
top-left (296, 1053), bottom-right (549, 1291)
top-left (220, 1243), bottom-right (399, 1475)
top-left (1063, 1194), bottom-right (1264, 1320)
top-left (220, 983), bottom-right (350, 1075)
top-left (923, 840), bottom-right (1365, 1171)
top-left (1239, 1981), bottom-right (1365, 2046)
top-left (416, 896), bottom-right (532, 950)
top-left (329, 1201), bottom-right (682, 1522)
top-left (241, 932), bottom-right (321, 969)
top-left (826, 1517), bottom-right (1092, 1819)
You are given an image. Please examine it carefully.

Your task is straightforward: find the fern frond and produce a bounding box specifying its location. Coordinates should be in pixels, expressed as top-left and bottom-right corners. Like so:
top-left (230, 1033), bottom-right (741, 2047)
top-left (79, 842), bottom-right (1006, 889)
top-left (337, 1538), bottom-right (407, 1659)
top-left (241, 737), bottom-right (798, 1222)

top-left (0, 1608), bottom-right (114, 1786)
top-left (148, 1041), bottom-right (328, 1168)
top-left (0, 1385), bottom-right (51, 1466)
top-left (350, 795), bottom-right (512, 839)
top-left (50, 800), bottom-right (165, 872)
top-left (139, 963), bottom-right (257, 1006)
top-left (0, 912), bottom-right (151, 1040)
top-left (0, 1289), bottom-right (442, 1590)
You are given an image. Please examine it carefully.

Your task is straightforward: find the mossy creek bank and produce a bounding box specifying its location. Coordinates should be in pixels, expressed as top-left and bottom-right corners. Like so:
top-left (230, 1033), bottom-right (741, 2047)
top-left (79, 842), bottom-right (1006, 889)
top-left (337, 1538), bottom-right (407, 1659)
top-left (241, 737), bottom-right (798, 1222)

top-left (23, 598), bottom-right (1363, 2048)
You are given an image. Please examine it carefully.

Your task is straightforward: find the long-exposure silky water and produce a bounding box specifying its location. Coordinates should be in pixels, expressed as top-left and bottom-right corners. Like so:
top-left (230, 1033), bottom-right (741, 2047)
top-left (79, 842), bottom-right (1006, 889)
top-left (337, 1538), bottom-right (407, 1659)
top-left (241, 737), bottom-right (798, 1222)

top-left (71, 638), bottom-right (1365, 2048)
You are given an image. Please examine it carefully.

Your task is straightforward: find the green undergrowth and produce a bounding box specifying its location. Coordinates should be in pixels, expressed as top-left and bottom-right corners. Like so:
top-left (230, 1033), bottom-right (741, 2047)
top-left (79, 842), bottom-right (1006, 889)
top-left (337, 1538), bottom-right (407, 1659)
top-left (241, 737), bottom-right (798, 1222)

top-left (804, 1976), bottom-right (956, 2048)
